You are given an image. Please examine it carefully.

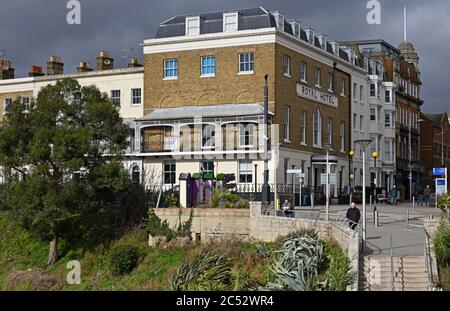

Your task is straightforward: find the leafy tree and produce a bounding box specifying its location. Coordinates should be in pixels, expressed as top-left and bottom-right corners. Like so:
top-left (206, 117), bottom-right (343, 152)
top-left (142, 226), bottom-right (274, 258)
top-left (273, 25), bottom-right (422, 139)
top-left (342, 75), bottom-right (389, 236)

top-left (0, 78), bottom-right (131, 265)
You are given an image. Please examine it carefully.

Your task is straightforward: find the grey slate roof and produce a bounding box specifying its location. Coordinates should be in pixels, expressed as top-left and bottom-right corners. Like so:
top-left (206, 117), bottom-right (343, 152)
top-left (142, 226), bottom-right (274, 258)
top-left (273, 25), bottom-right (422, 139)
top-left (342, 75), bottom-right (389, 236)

top-left (154, 7), bottom-right (353, 65)
top-left (156, 7), bottom-right (275, 38)
top-left (138, 103), bottom-right (271, 121)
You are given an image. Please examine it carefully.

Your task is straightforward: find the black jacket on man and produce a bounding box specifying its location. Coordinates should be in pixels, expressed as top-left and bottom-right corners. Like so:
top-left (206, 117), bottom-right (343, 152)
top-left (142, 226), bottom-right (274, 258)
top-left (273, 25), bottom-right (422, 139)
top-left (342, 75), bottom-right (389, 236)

top-left (346, 207), bottom-right (361, 229)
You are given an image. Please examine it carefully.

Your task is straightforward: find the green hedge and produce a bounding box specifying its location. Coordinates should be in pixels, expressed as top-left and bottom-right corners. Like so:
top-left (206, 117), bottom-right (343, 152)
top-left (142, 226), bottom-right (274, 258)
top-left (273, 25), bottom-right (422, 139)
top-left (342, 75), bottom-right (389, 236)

top-left (109, 245), bottom-right (140, 276)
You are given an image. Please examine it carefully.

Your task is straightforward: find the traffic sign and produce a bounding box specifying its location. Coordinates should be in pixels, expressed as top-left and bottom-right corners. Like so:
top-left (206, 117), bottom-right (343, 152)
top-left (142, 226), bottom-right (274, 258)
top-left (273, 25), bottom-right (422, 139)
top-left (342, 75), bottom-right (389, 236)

top-left (433, 168), bottom-right (446, 176)
top-left (287, 169), bottom-right (302, 174)
top-left (436, 178), bottom-right (447, 196)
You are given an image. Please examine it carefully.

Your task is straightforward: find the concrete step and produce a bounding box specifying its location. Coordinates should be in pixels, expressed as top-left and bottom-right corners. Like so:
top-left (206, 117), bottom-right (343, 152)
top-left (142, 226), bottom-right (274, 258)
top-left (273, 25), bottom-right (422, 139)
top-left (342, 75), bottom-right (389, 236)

top-left (359, 285), bottom-right (429, 292)
top-left (362, 256), bottom-right (425, 264)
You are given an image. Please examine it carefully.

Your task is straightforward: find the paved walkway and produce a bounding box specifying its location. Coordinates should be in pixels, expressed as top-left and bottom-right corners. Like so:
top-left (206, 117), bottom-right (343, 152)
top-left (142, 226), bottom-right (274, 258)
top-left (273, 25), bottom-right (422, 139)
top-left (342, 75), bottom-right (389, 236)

top-left (294, 202), bottom-right (441, 256)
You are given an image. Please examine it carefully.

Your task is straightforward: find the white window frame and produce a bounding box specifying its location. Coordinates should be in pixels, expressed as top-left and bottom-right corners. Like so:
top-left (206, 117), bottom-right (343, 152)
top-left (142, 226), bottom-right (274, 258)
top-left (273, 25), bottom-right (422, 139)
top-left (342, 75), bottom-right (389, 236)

top-left (360, 85), bottom-right (364, 101)
top-left (327, 73), bottom-right (333, 92)
top-left (238, 160), bottom-right (253, 184)
top-left (327, 117), bottom-right (333, 145)
top-left (163, 160), bottom-right (176, 185)
top-left (3, 97), bottom-right (12, 114)
top-left (22, 96), bottom-right (30, 112)
top-left (185, 16), bottom-right (200, 36)
top-left (339, 122), bottom-right (345, 152)
top-left (300, 110), bottom-right (307, 145)
top-left (111, 90), bottom-right (121, 105)
top-left (238, 53), bottom-right (254, 74)
top-left (385, 89), bottom-right (391, 103)
top-left (223, 12), bottom-right (238, 32)
top-left (131, 88), bottom-right (142, 105)
top-left (239, 124), bottom-right (254, 148)
top-left (385, 112), bottom-right (392, 128)
top-left (300, 62), bottom-right (307, 83)
top-left (360, 115), bottom-right (364, 132)
top-left (353, 113), bottom-right (357, 130)
top-left (202, 124), bottom-right (215, 150)
top-left (314, 67), bottom-right (321, 88)
top-left (370, 83), bottom-right (376, 97)
top-left (370, 108), bottom-right (376, 122)
top-left (164, 59), bottom-right (178, 80)
top-left (313, 109), bottom-right (322, 148)
top-left (353, 83), bottom-right (357, 100)
top-left (340, 78), bottom-right (345, 96)
top-left (283, 106), bottom-right (290, 142)
top-left (284, 55), bottom-right (291, 77)
top-left (201, 56), bottom-right (216, 77)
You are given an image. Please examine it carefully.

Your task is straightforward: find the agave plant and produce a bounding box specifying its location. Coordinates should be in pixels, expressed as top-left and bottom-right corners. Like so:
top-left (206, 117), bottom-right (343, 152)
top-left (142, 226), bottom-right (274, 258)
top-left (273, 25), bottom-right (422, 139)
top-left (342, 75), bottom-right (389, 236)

top-left (170, 249), bottom-right (231, 291)
top-left (261, 235), bottom-right (325, 291)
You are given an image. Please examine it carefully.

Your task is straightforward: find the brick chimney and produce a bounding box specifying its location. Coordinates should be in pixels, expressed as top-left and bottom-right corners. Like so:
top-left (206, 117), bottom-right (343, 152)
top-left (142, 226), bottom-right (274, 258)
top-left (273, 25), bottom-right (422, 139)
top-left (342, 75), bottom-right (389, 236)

top-left (76, 61), bottom-right (93, 73)
top-left (96, 50), bottom-right (114, 71)
top-left (29, 65), bottom-right (45, 77)
top-left (0, 60), bottom-right (15, 80)
top-left (47, 56), bottom-right (64, 75)
top-left (128, 57), bottom-right (143, 68)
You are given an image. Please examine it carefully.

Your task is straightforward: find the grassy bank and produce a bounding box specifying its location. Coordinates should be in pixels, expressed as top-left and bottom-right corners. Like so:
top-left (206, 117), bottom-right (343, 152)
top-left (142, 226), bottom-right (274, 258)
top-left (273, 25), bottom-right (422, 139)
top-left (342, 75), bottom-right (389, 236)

top-left (0, 211), bottom-right (351, 291)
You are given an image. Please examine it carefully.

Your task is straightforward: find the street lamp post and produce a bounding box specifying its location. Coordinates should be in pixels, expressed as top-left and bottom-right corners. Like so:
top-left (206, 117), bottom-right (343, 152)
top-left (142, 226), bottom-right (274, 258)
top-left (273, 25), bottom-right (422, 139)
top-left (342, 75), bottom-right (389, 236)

top-left (262, 75), bottom-right (269, 205)
top-left (408, 119), bottom-right (424, 203)
top-left (372, 151), bottom-right (379, 207)
top-left (291, 164), bottom-right (296, 206)
top-left (323, 144), bottom-right (332, 222)
top-left (254, 163), bottom-right (258, 200)
top-left (355, 139), bottom-right (372, 253)
top-left (349, 150), bottom-right (355, 203)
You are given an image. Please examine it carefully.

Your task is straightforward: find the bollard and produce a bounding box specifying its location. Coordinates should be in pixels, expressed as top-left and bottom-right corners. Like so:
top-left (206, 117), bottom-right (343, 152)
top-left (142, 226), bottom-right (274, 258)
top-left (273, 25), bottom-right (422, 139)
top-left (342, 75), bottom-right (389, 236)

top-left (311, 193), bottom-right (314, 209)
top-left (370, 195), bottom-right (373, 212)
top-left (406, 209), bottom-right (409, 229)
top-left (429, 214), bottom-right (434, 220)
top-left (413, 196), bottom-right (415, 212)
top-left (375, 210), bottom-right (379, 227)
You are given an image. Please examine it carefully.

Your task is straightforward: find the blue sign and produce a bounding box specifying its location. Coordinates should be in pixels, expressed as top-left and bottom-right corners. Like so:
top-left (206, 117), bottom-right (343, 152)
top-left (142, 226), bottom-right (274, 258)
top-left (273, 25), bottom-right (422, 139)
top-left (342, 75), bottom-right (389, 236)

top-left (437, 179), bottom-right (446, 186)
top-left (433, 168), bottom-right (446, 176)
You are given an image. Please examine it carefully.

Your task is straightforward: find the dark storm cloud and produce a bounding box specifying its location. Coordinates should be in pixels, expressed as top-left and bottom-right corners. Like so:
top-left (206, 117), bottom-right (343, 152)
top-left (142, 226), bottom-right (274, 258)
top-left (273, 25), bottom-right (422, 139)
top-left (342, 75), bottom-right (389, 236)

top-left (0, 0), bottom-right (448, 112)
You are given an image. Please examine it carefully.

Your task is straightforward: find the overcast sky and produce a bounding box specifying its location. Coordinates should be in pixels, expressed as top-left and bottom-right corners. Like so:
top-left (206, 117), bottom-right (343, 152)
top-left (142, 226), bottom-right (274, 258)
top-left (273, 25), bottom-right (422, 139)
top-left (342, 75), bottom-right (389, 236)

top-left (0, 0), bottom-right (448, 113)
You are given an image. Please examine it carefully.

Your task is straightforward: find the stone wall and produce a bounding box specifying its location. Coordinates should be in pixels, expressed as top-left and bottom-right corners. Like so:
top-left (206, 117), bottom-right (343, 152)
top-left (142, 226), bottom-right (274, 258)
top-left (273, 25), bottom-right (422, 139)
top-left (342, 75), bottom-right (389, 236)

top-left (154, 207), bottom-right (250, 243)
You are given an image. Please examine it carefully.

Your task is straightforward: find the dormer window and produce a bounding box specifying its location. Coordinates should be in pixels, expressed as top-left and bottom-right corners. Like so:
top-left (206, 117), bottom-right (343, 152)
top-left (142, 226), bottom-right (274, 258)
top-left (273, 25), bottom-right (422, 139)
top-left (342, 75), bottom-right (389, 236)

top-left (272, 12), bottom-right (285, 31)
top-left (302, 27), bottom-right (314, 44)
top-left (223, 13), bottom-right (238, 32)
top-left (186, 16), bottom-right (200, 36)
top-left (289, 20), bottom-right (301, 38)
top-left (317, 34), bottom-right (327, 51)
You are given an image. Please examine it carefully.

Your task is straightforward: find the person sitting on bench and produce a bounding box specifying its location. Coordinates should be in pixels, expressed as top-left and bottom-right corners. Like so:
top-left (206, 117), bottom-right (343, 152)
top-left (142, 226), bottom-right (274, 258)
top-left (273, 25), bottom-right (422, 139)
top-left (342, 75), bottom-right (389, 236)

top-left (282, 199), bottom-right (294, 218)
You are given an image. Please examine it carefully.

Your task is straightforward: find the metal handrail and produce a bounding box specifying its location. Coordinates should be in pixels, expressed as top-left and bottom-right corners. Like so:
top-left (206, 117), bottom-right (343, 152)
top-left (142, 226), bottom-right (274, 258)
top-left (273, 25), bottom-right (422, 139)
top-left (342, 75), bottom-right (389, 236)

top-left (390, 235), bottom-right (395, 291)
top-left (423, 230), bottom-right (434, 291)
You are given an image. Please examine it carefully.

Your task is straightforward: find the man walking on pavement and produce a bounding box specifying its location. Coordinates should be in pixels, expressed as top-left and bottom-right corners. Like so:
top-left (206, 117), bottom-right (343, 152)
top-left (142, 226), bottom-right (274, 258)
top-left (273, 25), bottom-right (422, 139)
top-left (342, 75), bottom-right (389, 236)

top-left (422, 185), bottom-right (431, 207)
top-left (346, 202), bottom-right (361, 230)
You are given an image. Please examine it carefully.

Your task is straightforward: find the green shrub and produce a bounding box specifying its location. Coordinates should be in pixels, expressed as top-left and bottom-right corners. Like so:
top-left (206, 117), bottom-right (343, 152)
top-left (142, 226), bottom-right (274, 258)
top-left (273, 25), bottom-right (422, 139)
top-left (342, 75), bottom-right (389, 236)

top-left (109, 245), bottom-right (140, 276)
top-left (146, 208), bottom-right (194, 243)
top-left (212, 191), bottom-right (241, 208)
top-left (437, 193), bottom-right (450, 212)
top-left (322, 242), bottom-right (352, 291)
top-left (274, 229), bottom-right (318, 247)
top-left (170, 250), bottom-right (231, 291)
top-left (146, 209), bottom-right (173, 240)
top-left (434, 222), bottom-right (450, 267)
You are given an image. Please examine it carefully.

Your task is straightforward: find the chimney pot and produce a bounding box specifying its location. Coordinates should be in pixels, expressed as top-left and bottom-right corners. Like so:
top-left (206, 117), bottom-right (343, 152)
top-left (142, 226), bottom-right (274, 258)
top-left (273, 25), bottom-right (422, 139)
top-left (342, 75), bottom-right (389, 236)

top-left (77, 61), bottom-right (93, 73)
top-left (29, 65), bottom-right (45, 77)
top-left (47, 56), bottom-right (64, 75)
top-left (128, 57), bottom-right (143, 68)
top-left (0, 59), bottom-right (15, 80)
top-left (96, 50), bottom-right (114, 71)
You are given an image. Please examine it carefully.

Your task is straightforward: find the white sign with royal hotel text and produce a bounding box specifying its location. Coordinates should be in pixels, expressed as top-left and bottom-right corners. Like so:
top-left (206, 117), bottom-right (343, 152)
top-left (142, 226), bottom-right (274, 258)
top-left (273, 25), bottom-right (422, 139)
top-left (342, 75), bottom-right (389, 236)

top-left (297, 83), bottom-right (338, 108)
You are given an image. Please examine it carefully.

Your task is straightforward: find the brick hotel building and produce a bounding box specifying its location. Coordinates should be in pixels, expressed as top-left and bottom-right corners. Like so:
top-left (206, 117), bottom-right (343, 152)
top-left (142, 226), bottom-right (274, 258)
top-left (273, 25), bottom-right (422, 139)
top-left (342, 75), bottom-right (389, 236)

top-left (2, 7), bottom-right (423, 202)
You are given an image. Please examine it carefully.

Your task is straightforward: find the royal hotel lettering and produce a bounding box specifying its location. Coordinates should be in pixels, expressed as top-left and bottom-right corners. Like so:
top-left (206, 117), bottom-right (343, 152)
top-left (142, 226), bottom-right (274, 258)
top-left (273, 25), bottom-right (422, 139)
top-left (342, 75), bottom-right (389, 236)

top-left (297, 83), bottom-right (338, 108)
